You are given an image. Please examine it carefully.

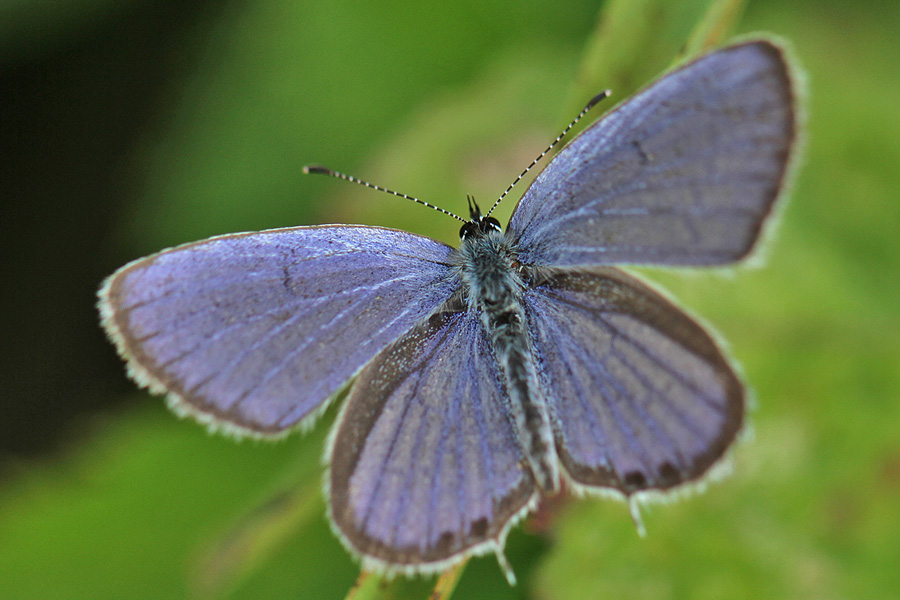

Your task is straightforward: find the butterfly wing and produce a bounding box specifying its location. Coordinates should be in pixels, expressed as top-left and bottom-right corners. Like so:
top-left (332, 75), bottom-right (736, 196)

top-left (507, 40), bottom-right (797, 267)
top-left (523, 267), bottom-right (743, 495)
top-left (328, 306), bottom-right (537, 575)
top-left (99, 225), bottom-right (458, 436)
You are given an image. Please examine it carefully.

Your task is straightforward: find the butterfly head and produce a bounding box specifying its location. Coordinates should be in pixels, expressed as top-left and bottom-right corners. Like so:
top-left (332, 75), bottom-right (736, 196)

top-left (460, 195), bottom-right (502, 240)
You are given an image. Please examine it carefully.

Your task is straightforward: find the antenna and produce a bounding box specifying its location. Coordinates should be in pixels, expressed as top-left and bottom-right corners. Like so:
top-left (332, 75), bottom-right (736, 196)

top-left (484, 90), bottom-right (611, 218)
top-left (303, 165), bottom-right (466, 223)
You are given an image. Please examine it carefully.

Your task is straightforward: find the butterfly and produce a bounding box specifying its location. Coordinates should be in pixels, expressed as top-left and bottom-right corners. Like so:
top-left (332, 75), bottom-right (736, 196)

top-left (99, 39), bottom-right (798, 584)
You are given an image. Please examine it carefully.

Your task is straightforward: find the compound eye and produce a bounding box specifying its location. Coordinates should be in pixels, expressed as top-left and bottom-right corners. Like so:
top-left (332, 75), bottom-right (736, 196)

top-left (459, 222), bottom-right (476, 239)
top-left (484, 216), bottom-right (502, 232)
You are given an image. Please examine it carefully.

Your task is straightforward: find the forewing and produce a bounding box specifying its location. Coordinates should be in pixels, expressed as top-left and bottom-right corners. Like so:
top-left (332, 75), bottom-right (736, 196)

top-left (508, 40), bottom-right (797, 267)
top-left (99, 225), bottom-right (457, 436)
top-left (523, 267), bottom-right (743, 495)
top-left (329, 307), bottom-right (536, 573)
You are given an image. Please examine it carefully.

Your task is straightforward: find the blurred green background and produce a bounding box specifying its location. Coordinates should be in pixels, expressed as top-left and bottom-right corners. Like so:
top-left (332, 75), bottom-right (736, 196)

top-left (2, 0), bottom-right (898, 598)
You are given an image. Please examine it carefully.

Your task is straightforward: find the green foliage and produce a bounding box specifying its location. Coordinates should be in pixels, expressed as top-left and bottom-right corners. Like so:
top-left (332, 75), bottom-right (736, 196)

top-left (2, 0), bottom-right (899, 598)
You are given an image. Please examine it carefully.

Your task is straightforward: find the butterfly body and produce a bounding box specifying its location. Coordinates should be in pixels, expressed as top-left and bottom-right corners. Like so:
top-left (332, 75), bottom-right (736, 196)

top-left (455, 215), bottom-right (559, 492)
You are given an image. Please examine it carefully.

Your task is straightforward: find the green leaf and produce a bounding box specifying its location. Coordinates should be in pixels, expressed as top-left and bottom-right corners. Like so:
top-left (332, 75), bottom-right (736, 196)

top-left (565, 0), bottom-right (716, 119)
top-left (683, 0), bottom-right (748, 57)
top-left (192, 485), bottom-right (324, 598)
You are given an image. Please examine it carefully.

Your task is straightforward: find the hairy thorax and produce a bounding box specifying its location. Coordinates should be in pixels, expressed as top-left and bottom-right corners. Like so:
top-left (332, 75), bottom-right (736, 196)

top-left (455, 230), bottom-right (525, 315)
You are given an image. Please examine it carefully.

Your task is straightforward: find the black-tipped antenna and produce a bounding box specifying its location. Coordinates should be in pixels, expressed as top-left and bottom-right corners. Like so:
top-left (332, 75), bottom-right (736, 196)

top-left (484, 90), bottom-right (611, 218)
top-left (303, 165), bottom-right (466, 223)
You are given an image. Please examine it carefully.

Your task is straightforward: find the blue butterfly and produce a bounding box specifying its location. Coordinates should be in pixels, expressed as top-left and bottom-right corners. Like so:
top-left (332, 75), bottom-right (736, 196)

top-left (99, 40), bottom-right (799, 583)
